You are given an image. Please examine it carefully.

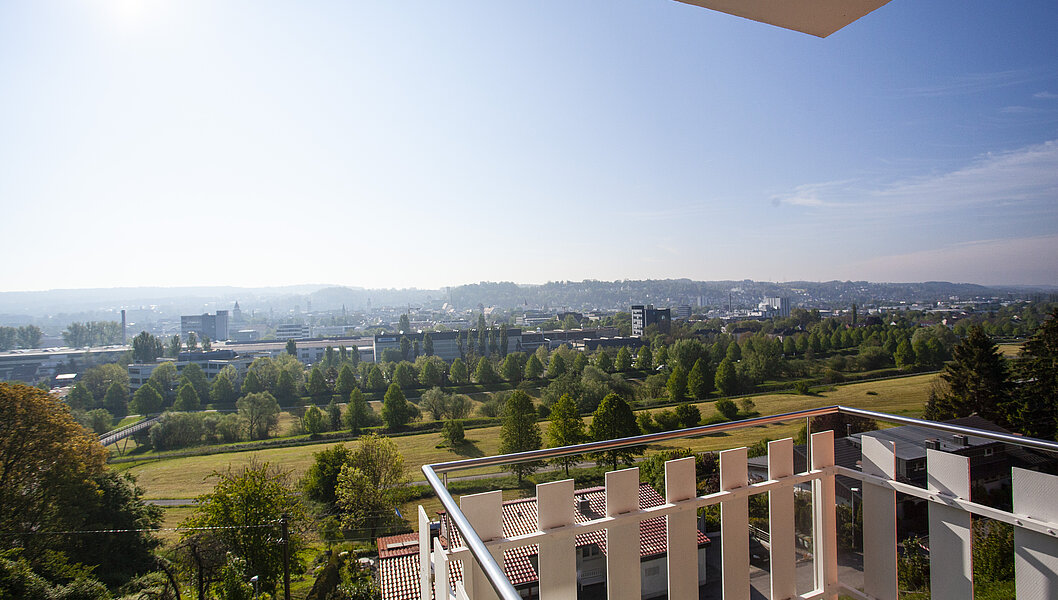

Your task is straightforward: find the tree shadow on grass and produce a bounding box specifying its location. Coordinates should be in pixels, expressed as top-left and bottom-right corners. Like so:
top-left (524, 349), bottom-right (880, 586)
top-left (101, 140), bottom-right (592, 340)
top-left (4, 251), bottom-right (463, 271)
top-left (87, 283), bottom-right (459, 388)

top-left (449, 439), bottom-right (484, 458)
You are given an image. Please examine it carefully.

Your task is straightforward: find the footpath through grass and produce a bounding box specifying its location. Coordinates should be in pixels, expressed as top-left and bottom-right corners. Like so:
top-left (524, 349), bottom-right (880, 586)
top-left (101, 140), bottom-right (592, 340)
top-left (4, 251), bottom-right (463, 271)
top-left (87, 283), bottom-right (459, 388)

top-left (126, 373), bottom-right (937, 501)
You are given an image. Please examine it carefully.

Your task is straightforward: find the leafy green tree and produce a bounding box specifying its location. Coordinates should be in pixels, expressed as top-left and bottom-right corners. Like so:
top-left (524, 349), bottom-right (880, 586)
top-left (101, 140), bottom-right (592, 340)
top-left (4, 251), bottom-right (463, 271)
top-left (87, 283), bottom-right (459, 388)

top-left (442, 420), bottom-right (465, 446)
top-left (589, 393), bottom-right (641, 470)
top-left (82, 408), bottom-right (114, 434)
top-left (303, 406), bottom-right (324, 436)
top-left (423, 333), bottom-right (434, 356)
top-left (666, 365), bottom-right (688, 402)
top-left (286, 339), bottom-right (297, 356)
top-left (174, 382), bottom-right (200, 411)
top-left (499, 390), bottom-right (542, 484)
top-left (595, 351), bottom-right (613, 373)
top-left (147, 361), bottom-right (178, 404)
top-left (894, 339), bottom-right (916, 368)
top-left (181, 362), bottom-right (210, 402)
top-left (546, 394), bottom-right (585, 476)
top-left (450, 358), bottom-right (469, 385)
top-left (326, 397), bottom-right (342, 431)
top-left (715, 357), bottom-right (738, 396)
top-left (524, 354), bottom-right (544, 379)
top-left (366, 364), bottom-right (386, 391)
top-left (571, 352), bottom-right (589, 376)
top-left (972, 520), bottom-right (1014, 584)
top-left (336, 433), bottom-right (408, 540)
top-left (654, 345), bottom-right (670, 367)
top-left (675, 403), bottom-right (701, 428)
top-left (237, 392), bottom-right (280, 440)
top-left (344, 388), bottom-right (373, 434)
top-left (16, 325), bottom-right (42, 349)
top-left (501, 354), bottom-right (522, 383)
top-left (132, 331), bottom-right (164, 363)
top-left (168, 335), bottom-right (182, 358)
top-left (687, 358), bottom-right (711, 399)
top-left (333, 365), bottom-right (356, 399)
top-left (201, 335), bottom-right (212, 351)
top-left (382, 384), bottom-right (412, 430)
top-left (186, 331), bottom-right (199, 352)
top-left (726, 341), bottom-right (742, 362)
top-left (103, 380), bottom-right (128, 418)
top-left (392, 362), bottom-right (416, 389)
top-left (303, 444), bottom-right (353, 507)
top-left (715, 397), bottom-right (739, 420)
top-left (636, 346), bottom-right (653, 371)
top-left (131, 383), bottom-right (163, 415)
top-left (398, 314), bottom-right (411, 334)
top-left (66, 382), bottom-right (93, 411)
top-left (210, 370), bottom-right (238, 406)
top-left (275, 369), bottom-right (299, 407)
top-left (926, 327), bottom-right (1009, 425)
top-left (419, 358), bottom-right (443, 388)
top-left (546, 353), bottom-right (566, 378)
top-left (614, 346), bottom-right (632, 372)
top-left (474, 357), bottom-right (499, 384)
top-left (308, 366), bottom-right (331, 402)
top-left (499, 325), bottom-right (509, 358)
top-left (246, 357), bottom-right (279, 395)
top-left (181, 459), bottom-right (306, 595)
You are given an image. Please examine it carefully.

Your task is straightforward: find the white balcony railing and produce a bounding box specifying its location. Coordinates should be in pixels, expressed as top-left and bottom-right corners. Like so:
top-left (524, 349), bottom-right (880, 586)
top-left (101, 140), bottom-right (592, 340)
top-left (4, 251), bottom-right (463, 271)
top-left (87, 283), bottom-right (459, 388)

top-left (417, 406), bottom-right (1058, 600)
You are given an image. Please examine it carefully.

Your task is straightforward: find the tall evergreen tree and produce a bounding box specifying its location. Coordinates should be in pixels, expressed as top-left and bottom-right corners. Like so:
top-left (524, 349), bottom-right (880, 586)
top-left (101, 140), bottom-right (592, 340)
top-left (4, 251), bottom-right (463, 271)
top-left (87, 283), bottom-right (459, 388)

top-left (381, 384), bottom-right (412, 430)
top-left (927, 327), bottom-right (1010, 424)
top-left (423, 333), bottom-right (434, 357)
top-left (715, 357), bottom-right (738, 396)
top-left (546, 394), bottom-right (585, 476)
top-left (667, 365), bottom-right (688, 401)
top-left (336, 364), bottom-right (357, 398)
top-left (499, 325), bottom-right (509, 358)
top-left (687, 358), bottom-right (711, 399)
top-left (174, 382), bottom-right (200, 411)
top-left (286, 339), bottom-right (297, 356)
top-left (636, 346), bottom-right (653, 371)
top-left (499, 390), bottom-right (543, 483)
top-left (615, 346), bottom-right (632, 372)
top-left (589, 393), bottom-right (641, 470)
top-left (1010, 311), bottom-right (1058, 438)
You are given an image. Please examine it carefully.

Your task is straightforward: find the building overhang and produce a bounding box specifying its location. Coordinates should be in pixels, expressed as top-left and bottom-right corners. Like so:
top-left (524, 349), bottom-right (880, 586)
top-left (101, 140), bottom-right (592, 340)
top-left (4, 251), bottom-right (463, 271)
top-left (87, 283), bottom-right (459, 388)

top-left (675, 0), bottom-right (894, 37)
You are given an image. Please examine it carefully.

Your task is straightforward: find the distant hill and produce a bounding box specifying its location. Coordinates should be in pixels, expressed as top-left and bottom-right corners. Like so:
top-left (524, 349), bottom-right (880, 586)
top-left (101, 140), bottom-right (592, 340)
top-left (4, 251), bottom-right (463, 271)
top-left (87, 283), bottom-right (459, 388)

top-left (1, 279), bottom-right (1051, 322)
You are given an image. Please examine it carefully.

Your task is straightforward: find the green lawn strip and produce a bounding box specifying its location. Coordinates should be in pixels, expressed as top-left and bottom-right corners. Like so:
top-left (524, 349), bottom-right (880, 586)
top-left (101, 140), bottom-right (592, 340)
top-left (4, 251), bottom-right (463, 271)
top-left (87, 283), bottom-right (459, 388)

top-left (124, 374), bottom-right (936, 501)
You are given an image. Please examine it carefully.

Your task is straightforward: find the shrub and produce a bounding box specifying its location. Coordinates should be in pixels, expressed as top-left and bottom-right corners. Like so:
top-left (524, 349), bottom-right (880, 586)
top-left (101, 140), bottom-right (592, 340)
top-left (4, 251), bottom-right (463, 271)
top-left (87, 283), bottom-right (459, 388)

top-left (715, 398), bottom-right (738, 420)
top-left (441, 420), bottom-right (465, 446)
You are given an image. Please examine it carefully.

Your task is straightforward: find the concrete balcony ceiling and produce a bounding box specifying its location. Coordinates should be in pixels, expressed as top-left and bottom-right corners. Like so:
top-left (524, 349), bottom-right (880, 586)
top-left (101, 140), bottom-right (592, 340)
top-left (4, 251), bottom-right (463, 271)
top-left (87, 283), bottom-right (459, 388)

top-left (677, 0), bottom-right (894, 38)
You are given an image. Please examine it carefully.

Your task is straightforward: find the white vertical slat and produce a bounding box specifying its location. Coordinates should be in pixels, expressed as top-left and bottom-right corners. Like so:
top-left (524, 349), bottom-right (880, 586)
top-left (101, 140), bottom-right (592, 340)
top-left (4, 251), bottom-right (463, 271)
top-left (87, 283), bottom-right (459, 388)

top-left (454, 580), bottom-right (470, 600)
top-left (720, 447), bottom-right (749, 599)
top-left (460, 490), bottom-right (504, 600)
top-left (1013, 467), bottom-right (1058, 599)
top-left (860, 435), bottom-right (897, 600)
top-left (768, 438), bottom-right (796, 600)
top-left (926, 448), bottom-right (972, 600)
top-left (810, 430), bottom-right (838, 600)
top-left (605, 467), bottom-right (641, 600)
top-left (536, 479), bottom-right (577, 600)
top-left (665, 456), bottom-right (699, 599)
top-left (433, 537), bottom-right (450, 600)
top-left (419, 506), bottom-right (432, 600)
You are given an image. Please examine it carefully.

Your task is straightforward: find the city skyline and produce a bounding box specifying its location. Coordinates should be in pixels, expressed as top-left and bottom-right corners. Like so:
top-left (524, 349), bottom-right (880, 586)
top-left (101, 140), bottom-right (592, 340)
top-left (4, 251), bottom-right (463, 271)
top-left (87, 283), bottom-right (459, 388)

top-left (1, 1), bottom-right (1056, 291)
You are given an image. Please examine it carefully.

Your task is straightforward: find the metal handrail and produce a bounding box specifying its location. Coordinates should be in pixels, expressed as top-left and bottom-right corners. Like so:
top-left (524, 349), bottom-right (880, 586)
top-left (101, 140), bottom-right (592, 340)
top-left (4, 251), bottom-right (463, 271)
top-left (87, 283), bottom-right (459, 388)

top-left (421, 404), bottom-right (1058, 599)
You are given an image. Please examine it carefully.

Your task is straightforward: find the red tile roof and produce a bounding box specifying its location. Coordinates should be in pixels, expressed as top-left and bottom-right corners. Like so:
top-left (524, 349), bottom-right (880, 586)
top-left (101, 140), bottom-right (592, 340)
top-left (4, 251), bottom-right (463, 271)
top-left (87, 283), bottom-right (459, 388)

top-left (377, 483), bottom-right (709, 599)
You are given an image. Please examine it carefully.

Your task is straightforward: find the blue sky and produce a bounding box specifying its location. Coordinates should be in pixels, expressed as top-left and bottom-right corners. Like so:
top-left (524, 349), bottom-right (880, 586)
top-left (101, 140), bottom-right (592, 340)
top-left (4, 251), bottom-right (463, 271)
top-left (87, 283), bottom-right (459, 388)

top-left (1, 1), bottom-right (1056, 291)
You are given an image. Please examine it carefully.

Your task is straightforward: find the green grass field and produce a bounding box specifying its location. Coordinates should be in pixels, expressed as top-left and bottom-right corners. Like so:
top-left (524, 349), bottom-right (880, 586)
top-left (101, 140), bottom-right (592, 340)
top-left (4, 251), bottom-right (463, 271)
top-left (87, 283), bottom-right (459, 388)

top-left (123, 372), bottom-right (938, 501)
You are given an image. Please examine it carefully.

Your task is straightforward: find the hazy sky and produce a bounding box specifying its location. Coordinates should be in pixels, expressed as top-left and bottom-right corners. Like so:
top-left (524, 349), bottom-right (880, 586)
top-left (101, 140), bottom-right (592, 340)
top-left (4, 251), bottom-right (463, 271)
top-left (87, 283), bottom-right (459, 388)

top-left (2, 1), bottom-right (1057, 291)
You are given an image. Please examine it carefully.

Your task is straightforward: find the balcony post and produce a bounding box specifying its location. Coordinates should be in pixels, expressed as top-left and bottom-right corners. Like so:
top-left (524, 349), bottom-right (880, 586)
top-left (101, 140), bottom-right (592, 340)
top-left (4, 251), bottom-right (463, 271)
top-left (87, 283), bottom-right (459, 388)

top-left (861, 435), bottom-right (897, 600)
top-left (768, 438), bottom-right (796, 600)
top-left (459, 490), bottom-right (504, 600)
top-left (1012, 467), bottom-right (1058, 599)
top-left (665, 456), bottom-right (699, 598)
top-left (536, 479), bottom-right (577, 599)
top-left (604, 467), bottom-right (641, 600)
top-left (926, 448), bottom-right (972, 599)
top-left (419, 506), bottom-right (432, 600)
top-left (810, 430), bottom-right (838, 600)
top-left (720, 447), bottom-right (749, 599)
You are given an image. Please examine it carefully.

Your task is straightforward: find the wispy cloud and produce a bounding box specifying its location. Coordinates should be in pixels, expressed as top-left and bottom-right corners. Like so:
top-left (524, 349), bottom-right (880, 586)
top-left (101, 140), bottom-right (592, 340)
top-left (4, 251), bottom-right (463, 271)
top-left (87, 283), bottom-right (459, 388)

top-left (897, 69), bottom-right (1042, 98)
top-left (774, 140), bottom-right (1058, 220)
top-left (1000, 105), bottom-right (1036, 114)
top-left (1035, 91), bottom-right (1058, 100)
